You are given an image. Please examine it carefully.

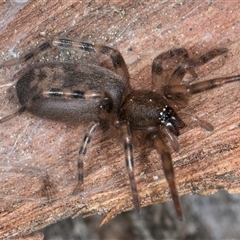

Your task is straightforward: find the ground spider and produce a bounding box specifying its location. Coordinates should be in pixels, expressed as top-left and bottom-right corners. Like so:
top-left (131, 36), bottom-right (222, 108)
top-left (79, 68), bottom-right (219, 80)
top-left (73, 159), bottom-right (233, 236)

top-left (1, 38), bottom-right (239, 220)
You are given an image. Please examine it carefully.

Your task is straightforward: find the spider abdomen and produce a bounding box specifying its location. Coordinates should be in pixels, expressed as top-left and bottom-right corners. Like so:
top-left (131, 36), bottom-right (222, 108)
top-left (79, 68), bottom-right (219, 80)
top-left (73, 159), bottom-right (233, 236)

top-left (16, 62), bottom-right (126, 123)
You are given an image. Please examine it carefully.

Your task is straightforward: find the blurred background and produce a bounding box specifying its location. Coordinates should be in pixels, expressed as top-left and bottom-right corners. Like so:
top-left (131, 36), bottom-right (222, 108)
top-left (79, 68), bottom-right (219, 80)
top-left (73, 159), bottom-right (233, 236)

top-left (43, 191), bottom-right (240, 239)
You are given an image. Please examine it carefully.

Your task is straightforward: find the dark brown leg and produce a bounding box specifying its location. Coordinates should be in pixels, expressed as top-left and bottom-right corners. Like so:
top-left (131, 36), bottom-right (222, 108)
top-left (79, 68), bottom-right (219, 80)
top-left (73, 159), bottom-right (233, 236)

top-left (73, 122), bottom-right (99, 194)
top-left (150, 132), bottom-right (182, 220)
top-left (120, 122), bottom-right (141, 212)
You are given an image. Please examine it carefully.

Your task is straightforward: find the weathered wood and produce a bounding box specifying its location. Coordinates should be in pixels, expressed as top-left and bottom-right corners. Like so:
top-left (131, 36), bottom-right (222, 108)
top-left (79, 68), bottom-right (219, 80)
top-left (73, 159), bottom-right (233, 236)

top-left (0, 1), bottom-right (239, 238)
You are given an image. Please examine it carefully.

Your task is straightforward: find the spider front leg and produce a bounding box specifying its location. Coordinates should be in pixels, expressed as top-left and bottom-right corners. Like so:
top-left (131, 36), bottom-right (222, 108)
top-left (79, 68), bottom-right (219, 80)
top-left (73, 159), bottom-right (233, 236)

top-left (164, 75), bottom-right (240, 131)
top-left (171, 48), bottom-right (228, 86)
top-left (120, 122), bottom-right (141, 212)
top-left (149, 132), bottom-right (182, 220)
top-left (152, 47), bottom-right (228, 91)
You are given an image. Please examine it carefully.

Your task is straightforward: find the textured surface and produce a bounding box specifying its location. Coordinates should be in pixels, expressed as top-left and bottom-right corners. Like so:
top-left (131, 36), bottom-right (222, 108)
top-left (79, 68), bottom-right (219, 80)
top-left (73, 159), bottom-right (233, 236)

top-left (0, 0), bottom-right (239, 239)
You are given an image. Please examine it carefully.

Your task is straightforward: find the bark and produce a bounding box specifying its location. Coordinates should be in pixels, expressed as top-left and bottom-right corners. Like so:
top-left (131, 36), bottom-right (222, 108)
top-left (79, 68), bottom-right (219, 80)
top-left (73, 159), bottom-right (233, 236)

top-left (0, 1), bottom-right (239, 238)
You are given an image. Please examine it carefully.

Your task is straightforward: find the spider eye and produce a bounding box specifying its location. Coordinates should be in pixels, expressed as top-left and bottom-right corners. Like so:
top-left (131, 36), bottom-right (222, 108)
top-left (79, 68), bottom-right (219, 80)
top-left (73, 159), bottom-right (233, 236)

top-left (159, 106), bottom-right (185, 135)
top-left (159, 106), bottom-right (172, 123)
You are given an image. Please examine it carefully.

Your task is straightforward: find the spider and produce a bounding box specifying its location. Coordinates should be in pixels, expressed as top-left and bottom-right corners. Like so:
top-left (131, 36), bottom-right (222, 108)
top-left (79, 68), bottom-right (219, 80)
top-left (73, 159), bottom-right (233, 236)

top-left (0, 38), bottom-right (239, 220)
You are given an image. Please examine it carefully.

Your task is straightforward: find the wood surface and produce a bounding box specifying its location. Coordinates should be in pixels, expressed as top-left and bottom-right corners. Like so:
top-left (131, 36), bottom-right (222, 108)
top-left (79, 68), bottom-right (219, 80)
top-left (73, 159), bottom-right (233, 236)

top-left (0, 1), bottom-right (239, 238)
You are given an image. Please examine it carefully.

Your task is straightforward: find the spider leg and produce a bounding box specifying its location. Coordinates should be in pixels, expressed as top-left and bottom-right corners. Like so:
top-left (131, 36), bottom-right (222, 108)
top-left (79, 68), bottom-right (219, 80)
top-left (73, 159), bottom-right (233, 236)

top-left (43, 88), bottom-right (109, 99)
top-left (172, 48), bottom-right (229, 83)
top-left (42, 88), bottom-right (113, 113)
top-left (190, 48), bottom-right (228, 67)
top-left (0, 106), bottom-right (26, 123)
top-left (120, 122), bottom-right (141, 212)
top-left (165, 75), bottom-right (240, 97)
top-left (152, 47), bottom-right (228, 92)
top-left (1, 39), bottom-right (130, 88)
top-left (52, 38), bottom-right (130, 86)
top-left (150, 132), bottom-right (182, 220)
top-left (181, 112), bottom-right (214, 131)
top-left (0, 91), bottom-right (43, 123)
top-left (41, 87), bottom-right (112, 194)
top-left (152, 48), bottom-right (189, 89)
top-left (73, 121), bottom-right (99, 194)
top-left (161, 127), bottom-right (180, 152)
top-left (41, 88), bottom-right (113, 123)
top-left (43, 88), bottom-right (113, 195)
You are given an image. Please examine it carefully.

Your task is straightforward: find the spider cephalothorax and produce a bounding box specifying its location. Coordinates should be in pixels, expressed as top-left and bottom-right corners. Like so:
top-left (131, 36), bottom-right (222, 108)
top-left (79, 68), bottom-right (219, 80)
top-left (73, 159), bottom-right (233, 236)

top-left (1, 38), bottom-right (239, 221)
top-left (119, 90), bottom-right (185, 135)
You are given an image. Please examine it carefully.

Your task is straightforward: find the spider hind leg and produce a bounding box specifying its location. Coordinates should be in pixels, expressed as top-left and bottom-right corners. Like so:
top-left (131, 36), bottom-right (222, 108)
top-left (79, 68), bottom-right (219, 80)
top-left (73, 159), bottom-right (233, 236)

top-left (73, 122), bottom-right (99, 195)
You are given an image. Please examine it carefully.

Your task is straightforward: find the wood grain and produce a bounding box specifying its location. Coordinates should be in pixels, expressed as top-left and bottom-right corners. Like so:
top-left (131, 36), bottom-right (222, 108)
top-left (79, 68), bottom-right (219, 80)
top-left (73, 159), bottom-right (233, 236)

top-left (0, 1), bottom-right (239, 238)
